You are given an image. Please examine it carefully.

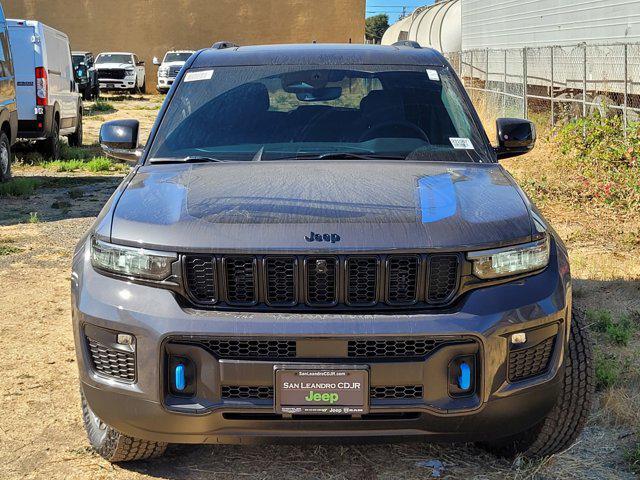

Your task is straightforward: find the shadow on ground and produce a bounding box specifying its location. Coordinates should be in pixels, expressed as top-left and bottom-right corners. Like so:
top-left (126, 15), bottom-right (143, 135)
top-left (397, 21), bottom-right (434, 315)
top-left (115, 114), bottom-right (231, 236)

top-left (0, 175), bottom-right (122, 226)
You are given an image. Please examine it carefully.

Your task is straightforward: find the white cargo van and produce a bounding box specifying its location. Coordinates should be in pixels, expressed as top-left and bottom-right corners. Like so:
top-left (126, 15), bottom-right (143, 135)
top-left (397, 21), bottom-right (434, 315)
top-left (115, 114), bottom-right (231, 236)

top-left (8, 20), bottom-right (82, 158)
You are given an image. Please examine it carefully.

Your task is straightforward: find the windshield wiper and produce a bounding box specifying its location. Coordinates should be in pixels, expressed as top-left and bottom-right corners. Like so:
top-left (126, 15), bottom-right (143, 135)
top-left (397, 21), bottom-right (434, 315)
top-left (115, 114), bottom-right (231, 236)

top-left (150, 156), bottom-right (228, 164)
top-left (291, 152), bottom-right (407, 161)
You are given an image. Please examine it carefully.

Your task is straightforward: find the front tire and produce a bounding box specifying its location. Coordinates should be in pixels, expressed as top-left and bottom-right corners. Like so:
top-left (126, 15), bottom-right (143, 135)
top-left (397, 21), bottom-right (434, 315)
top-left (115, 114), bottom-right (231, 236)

top-left (0, 132), bottom-right (12, 182)
top-left (81, 390), bottom-right (168, 463)
top-left (479, 310), bottom-right (594, 458)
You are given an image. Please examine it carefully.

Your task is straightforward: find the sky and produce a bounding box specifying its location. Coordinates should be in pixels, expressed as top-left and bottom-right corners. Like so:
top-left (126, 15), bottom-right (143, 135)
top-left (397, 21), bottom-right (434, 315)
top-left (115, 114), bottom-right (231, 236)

top-left (366, 0), bottom-right (434, 23)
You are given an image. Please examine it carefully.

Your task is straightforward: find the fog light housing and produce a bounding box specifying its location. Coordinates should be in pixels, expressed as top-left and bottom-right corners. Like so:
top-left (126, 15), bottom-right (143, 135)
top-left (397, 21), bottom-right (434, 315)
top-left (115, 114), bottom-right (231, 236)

top-left (449, 355), bottom-right (476, 397)
top-left (168, 356), bottom-right (195, 396)
top-left (511, 332), bottom-right (527, 345)
top-left (117, 333), bottom-right (135, 347)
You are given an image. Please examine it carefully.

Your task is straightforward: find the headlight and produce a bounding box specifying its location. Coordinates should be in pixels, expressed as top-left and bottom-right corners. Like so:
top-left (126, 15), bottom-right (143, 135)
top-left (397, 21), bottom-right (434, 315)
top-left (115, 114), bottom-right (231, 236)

top-left (158, 67), bottom-right (169, 77)
top-left (90, 237), bottom-right (177, 281)
top-left (467, 237), bottom-right (550, 279)
top-left (125, 68), bottom-right (135, 76)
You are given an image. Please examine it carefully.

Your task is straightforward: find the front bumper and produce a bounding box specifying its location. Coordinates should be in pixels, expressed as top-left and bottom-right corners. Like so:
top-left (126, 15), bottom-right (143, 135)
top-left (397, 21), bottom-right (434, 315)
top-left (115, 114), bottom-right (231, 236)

top-left (157, 76), bottom-right (176, 92)
top-left (99, 76), bottom-right (136, 90)
top-left (72, 239), bottom-right (571, 444)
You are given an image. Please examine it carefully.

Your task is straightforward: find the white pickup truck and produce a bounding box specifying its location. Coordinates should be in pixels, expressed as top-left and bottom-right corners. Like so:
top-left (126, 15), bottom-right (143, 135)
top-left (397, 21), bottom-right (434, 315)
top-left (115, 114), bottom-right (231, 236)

top-left (153, 50), bottom-right (194, 93)
top-left (95, 52), bottom-right (146, 93)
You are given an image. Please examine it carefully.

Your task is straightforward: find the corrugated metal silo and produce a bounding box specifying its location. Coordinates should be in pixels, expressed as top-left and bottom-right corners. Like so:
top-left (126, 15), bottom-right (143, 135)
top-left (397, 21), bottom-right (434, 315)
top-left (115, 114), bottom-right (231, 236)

top-left (381, 0), bottom-right (461, 53)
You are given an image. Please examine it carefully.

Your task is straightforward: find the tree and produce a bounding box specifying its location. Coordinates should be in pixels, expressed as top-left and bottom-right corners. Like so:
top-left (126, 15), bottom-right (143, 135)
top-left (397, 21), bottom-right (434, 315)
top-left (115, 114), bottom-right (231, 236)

top-left (366, 14), bottom-right (389, 44)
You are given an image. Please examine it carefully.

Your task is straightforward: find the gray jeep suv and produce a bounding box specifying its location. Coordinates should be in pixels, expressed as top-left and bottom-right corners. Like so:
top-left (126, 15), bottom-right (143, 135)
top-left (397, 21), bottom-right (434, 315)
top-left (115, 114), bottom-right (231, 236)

top-left (72, 43), bottom-right (594, 463)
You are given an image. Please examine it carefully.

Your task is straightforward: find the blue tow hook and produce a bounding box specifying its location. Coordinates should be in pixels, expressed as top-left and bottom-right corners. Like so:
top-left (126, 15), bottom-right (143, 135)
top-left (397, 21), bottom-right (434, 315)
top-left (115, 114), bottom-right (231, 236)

top-left (458, 362), bottom-right (471, 391)
top-left (175, 364), bottom-right (186, 391)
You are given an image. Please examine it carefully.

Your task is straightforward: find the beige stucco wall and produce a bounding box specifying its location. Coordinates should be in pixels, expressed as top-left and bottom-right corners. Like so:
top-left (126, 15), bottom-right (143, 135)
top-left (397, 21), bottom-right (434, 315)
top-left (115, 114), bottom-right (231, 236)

top-left (4, 0), bottom-right (366, 91)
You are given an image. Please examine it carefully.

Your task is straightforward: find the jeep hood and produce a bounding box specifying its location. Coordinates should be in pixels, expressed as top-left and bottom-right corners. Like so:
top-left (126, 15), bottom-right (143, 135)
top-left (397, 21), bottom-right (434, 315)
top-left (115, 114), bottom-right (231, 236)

top-left (109, 161), bottom-right (534, 252)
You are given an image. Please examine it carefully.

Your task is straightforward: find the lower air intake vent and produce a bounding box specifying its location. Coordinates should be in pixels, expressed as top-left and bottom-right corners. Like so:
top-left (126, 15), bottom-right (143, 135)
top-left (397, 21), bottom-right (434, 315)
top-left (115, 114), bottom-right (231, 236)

top-left (87, 338), bottom-right (135, 382)
top-left (509, 336), bottom-right (556, 382)
top-left (370, 385), bottom-right (423, 399)
top-left (173, 338), bottom-right (297, 359)
top-left (222, 385), bottom-right (274, 399)
top-left (348, 338), bottom-right (455, 358)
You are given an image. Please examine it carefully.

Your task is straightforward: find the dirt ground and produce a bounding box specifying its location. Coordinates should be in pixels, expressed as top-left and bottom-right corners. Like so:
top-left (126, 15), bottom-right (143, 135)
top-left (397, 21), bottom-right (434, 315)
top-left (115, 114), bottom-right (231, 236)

top-left (0, 95), bottom-right (638, 479)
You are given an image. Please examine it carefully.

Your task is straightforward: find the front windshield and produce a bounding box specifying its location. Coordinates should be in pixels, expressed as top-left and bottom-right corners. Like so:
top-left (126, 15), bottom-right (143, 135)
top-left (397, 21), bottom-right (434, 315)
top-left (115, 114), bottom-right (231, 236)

top-left (96, 54), bottom-right (132, 65)
top-left (164, 52), bottom-right (193, 63)
top-left (72, 55), bottom-right (85, 67)
top-left (147, 65), bottom-right (491, 162)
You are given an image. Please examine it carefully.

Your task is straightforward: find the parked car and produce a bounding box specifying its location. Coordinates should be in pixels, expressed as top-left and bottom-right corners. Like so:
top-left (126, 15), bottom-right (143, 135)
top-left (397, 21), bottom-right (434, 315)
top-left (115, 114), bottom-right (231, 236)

top-left (74, 43), bottom-right (594, 462)
top-left (72, 51), bottom-right (99, 100)
top-left (95, 52), bottom-right (145, 93)
top-left (0, 3), bottom-right (17, 182)
top-left (153, 50), bottom-right (194, 94)
top-left (8, 19), bottom-right (82, 158)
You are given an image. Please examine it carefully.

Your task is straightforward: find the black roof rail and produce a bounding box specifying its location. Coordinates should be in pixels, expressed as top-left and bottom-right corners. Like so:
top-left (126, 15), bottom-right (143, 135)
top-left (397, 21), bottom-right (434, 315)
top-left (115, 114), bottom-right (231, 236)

top-left (211, 41), bottom-right (239, 50)
top-left (392, 41), bottom-right (422, 49)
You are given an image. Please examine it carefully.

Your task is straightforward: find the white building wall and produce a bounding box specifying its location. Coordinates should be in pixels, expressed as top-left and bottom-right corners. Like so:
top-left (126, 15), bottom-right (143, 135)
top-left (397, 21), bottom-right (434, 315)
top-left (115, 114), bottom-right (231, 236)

top-left (462, 0), bottom-right (640, 50)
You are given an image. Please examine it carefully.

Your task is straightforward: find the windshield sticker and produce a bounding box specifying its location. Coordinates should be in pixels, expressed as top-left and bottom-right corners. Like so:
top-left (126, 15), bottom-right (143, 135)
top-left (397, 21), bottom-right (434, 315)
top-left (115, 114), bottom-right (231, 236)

top-left (426, 69), bottom-right (440, 81)
top-left (449, 137), bottom-right (474, 150)
top-left (184, 70), bottom-right (214, 82)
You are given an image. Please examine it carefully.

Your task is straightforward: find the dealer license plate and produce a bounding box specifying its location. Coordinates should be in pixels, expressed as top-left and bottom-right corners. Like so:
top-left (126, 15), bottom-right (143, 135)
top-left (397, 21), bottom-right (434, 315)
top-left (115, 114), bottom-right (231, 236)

top-left (275, 366), bottom-right (369, 415)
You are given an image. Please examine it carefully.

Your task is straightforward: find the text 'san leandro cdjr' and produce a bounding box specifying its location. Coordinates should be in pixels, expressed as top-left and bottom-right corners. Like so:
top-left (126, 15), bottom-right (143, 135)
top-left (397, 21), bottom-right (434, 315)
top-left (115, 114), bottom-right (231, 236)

top-left (72, 43), bottom-right (594, 462)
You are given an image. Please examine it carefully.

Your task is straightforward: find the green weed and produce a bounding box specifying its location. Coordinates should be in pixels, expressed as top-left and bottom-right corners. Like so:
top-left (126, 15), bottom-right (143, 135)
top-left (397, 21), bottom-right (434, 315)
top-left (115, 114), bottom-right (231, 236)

top-left (0, 245), bottom-right (21, 255)
top-left (554, 115), bottom-right (640, 211)
top-left (87, 99), bottom-right (115, 114)
top-left (625, 439), bottom-right (640, 473)
top-left (0, 178), bottom-right (42, 197)
top-left (595, 352), bottom-right (621, 390)
top-left (28, 212), bottom-right (39, 223)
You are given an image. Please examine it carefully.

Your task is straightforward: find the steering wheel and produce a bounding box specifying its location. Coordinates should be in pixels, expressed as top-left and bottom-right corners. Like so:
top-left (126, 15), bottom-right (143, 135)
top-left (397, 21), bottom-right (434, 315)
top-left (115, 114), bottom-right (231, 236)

top-left (359, 121), bottom-right (429, 143)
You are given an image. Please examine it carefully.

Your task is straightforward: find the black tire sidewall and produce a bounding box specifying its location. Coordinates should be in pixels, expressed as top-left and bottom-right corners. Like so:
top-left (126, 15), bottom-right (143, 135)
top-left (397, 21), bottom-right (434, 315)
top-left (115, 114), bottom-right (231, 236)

top-left (0, 132), bottom-right (11, 182)
top-left (49, 121), bottom-right (61, 159)
top-left (69, 109), bottom-right (83, 147)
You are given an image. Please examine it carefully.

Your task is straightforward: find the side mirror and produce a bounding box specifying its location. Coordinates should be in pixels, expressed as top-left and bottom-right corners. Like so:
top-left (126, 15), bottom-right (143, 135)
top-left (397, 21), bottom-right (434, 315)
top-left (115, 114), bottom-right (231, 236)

top-left (495, 118), bottom-right (536, 160)
top-left (152, 56), bottom-right (161, 66)
top-left (137, 60), bottom-right (145, 66)
top-left (99, 120), bottom-right (141, 165)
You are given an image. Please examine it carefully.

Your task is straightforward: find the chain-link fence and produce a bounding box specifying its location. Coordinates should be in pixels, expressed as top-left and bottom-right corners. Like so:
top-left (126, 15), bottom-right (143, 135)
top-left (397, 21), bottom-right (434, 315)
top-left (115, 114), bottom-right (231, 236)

top-left (445, 43), bottom-right (640, 133)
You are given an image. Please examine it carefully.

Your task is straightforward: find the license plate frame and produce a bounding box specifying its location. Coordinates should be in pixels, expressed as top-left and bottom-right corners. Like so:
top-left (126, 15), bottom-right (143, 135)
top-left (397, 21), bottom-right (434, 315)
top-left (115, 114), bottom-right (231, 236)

top-left (274, 364), bottom-right (369, 415)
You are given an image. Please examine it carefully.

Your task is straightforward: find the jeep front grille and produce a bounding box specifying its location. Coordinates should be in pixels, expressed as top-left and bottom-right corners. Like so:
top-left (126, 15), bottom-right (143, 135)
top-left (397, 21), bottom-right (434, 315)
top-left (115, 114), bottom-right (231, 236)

top-left (183, 253), bottom-right (461, 310)
top-left (97, 68), bottom-right (126, 80)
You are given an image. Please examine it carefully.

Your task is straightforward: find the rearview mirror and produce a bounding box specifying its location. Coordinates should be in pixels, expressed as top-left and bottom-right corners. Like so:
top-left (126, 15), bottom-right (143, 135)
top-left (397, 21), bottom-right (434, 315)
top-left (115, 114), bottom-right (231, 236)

top-left (495, 118), bottom-right (536, 160)
top-left (153, 56), bottom-right (161, 66)
top-left (99, 120), bottom-right (141, 165)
